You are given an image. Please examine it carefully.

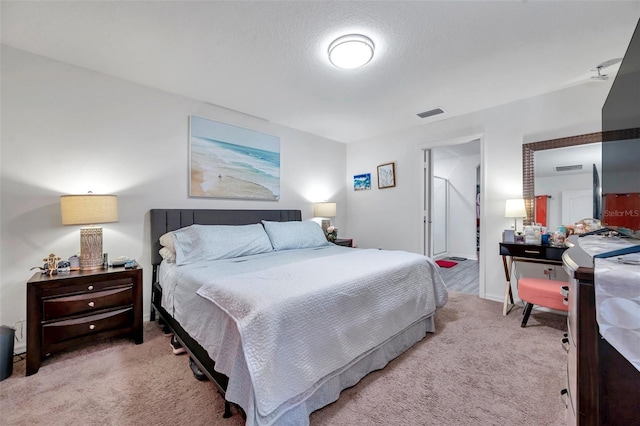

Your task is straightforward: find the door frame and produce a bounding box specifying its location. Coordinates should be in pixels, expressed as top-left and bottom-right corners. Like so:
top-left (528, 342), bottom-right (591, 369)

top-left (418, 133), bottom-right (486, 297)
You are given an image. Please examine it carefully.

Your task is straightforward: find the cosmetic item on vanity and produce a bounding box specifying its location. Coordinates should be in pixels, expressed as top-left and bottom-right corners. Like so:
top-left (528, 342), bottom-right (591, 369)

top-left (524, 225), bottom-right (542, 245)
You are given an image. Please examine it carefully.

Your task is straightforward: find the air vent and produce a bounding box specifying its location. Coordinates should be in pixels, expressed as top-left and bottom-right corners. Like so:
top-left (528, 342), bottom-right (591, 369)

top-left (555, 164), bottom-right (583, 172)
top-left (417, 108), bottom-right (445, 119)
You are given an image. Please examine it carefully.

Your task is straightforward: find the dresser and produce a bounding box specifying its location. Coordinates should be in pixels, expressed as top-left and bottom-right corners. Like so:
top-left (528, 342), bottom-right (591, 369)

top-left (562, 242), bottom-right (640, 425)
top-left (26, 267), bottom-right (143, 375)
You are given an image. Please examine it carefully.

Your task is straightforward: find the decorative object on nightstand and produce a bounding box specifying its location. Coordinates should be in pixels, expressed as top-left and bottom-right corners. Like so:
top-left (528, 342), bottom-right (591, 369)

top-left (504, 198), bottom-right (527, 232)
top-left (314, 202), bottom-right (336, 232)
top-left (326, 226), bottom-right (338, 242)
top-left (60, 193), bottom-right (119, 271)
top-left (26, 267), bottom-right (143, 375)
top-left (44, 253), bottom-right (61, 276)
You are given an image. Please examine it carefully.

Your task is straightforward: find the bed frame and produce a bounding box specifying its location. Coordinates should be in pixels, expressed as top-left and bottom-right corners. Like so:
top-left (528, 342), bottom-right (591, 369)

top-left (149, 209), bottom-right (302, 418)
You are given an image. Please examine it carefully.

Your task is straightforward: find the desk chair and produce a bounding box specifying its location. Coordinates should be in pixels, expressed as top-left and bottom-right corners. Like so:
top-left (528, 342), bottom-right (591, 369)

top-left (518, 277), bottom-right (569, 327)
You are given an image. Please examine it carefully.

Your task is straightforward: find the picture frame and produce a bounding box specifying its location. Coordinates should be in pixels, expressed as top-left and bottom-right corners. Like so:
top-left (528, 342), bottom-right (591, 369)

top-left (353, 173), bottom-right (371, 191)
top-left (189, 115), bottom-right (280, 200)
top-left (503, 229), bottom-right (515, 243)
top-left (377, 162), bottom-right (396, 189)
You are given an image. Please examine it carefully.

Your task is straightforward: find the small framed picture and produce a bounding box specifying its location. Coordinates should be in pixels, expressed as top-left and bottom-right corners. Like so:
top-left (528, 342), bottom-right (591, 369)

top-left (353, 173), bottom-right (371, 191)
top-left (503, 229), bottom-right (515, 243)
top-left (377, 162), bottom-right (396, 189)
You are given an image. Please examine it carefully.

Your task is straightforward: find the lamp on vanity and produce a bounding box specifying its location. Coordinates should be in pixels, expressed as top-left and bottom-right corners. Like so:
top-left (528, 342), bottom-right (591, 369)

top-left (313, 202), bottom-right (336, 232)
top-left (504, 198), bottom-right (527, 232)
top-left (60, 193), bottom-right (119, 270)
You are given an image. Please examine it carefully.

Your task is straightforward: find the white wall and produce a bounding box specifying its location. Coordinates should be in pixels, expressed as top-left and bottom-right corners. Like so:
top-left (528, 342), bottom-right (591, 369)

top-left (433, 151), bottom-right (480, 260)
top-left (0, 47), bottom-right (347, 350)
top-left (346, 80), bottom-right (612, 302)
top-left (536, 172), bottom-right (594, 230)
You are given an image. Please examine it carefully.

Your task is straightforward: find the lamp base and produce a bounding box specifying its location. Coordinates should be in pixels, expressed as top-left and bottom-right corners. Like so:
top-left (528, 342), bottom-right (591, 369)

top-left (80, 227), bottom-right (104, 270)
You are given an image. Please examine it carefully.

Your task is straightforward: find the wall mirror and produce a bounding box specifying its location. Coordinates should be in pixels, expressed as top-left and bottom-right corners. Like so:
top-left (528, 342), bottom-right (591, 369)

top-left (523, 129), bottom-right (639, 229)
top-left (522, 132), bottom-right (602, 228)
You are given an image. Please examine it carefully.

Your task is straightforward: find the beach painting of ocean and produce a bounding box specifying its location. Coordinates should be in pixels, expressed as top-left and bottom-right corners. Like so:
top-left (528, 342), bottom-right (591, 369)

top-left (353, 173), bottom-right (371, 191)
top-left (189, 115), bottom-right (280, 200)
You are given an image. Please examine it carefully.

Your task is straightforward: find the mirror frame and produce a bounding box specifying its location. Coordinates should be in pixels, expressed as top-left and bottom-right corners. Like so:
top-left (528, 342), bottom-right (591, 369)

top-left (522, 132), bottom-right (602, 225)
top-left (522, 128), bottom-right (640, 225)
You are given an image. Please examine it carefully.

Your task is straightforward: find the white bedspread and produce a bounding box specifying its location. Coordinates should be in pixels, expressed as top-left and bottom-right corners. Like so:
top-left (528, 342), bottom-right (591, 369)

top-left (195, 248), bottom-right (447, 418)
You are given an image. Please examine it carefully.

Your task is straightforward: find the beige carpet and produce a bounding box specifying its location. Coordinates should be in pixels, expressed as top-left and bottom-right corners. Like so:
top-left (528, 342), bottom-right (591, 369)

top-left (0, 291), bottom-right (567, 425)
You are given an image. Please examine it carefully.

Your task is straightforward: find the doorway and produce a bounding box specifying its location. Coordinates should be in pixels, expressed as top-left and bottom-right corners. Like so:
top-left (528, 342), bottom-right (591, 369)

top-left (422, 137), bottom-right (482, 295)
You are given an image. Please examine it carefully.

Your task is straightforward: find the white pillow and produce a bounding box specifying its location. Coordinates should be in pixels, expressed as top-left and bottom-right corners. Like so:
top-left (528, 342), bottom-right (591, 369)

top-left (159, 247), bottom-right (176, 263)
top-left (172, 224), bottom-right (273, 265)
top-left (262, 220), bottom-right (330, 251)
top-left (159, 232), bottom-right (175, 252)
top-left (159, 231), bottom-right (177, 263)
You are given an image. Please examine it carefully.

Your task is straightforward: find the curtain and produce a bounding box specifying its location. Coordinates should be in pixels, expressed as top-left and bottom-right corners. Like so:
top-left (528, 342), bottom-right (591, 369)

top-left (535, 195), bottom-right (548, 227)
top-left (603, 193), bottom-right (640, 230)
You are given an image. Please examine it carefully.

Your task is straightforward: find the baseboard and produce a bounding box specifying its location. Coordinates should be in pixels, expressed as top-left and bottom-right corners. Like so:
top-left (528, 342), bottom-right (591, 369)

top-left (13, 341), bottom-right (26, 356)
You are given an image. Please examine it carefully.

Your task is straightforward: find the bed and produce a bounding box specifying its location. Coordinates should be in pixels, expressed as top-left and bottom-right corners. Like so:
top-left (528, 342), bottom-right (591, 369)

top-left (150, 209), bottom-right (448, 426)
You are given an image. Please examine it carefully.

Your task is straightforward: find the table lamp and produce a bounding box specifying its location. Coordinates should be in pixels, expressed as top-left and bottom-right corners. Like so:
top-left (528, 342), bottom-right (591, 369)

top-left (60, 193), bottom-right (119, 270)
top-left (504, 198), bottom-right (527, 232)
top-left (313, 202), bottom-right (336, 232)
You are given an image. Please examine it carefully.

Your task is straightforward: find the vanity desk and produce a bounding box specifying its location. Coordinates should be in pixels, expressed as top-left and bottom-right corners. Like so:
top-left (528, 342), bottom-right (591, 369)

top-left (499, 242), bottom-right (567, 315)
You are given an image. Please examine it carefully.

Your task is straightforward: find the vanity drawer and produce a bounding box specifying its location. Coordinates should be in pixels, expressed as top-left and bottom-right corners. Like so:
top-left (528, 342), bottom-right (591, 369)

top-left (42, 307), bottom-right (133, 352)
top-left (499, 243), bottom-right (566, 261)
top-left (43, 287), bottom-right (133, 320)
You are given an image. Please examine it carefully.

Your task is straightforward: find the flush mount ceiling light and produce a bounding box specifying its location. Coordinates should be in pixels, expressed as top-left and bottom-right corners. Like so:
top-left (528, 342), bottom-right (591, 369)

top-left (328, 34), bottom-right (374, 69)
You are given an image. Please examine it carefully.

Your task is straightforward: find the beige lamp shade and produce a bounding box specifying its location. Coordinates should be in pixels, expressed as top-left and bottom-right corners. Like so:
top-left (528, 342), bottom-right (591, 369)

top-left (61, 194), bottom-right (118, 271)
top-left (505, 198), bottom-right (527, 232)
top-left (504, 199), bottom-right (527, 218)
top-left (61, 194), bottom-right (119, 225)
top-left (313, 202), bottom-right (336, 217)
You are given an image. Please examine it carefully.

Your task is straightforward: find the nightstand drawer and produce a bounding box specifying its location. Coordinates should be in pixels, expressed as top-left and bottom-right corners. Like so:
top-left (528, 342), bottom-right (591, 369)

top-left (42, 307), bottom-right (133, 351)
top-left (43, 287), bottom-right (133, 320)
top-left (41, 277), bottom-right (133, 298)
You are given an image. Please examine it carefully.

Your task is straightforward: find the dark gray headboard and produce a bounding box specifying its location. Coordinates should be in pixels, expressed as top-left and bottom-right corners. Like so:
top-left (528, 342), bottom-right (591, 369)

top-left (150, 209), bottom-right (302, 266)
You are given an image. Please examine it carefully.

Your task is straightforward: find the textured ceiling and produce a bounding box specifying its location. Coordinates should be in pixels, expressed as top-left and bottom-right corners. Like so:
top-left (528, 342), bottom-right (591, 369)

top-left (2, 1), bottom-right (639, 143)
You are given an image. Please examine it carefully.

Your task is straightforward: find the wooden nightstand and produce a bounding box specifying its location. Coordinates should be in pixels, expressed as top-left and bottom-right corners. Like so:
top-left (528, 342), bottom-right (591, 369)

top-left (333, 238), bottom-right (353, 247)
top-left (26, 267), bottom-right (143, 375)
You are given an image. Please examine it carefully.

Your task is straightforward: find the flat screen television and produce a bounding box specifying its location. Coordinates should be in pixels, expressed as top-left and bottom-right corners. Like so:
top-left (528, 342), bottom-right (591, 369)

top-left (601, 18), bottom-right (640, 235)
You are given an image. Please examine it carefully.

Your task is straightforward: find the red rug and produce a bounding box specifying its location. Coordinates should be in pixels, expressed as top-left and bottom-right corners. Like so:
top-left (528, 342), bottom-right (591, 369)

top-left (436, 260), bottom-right (458, 268)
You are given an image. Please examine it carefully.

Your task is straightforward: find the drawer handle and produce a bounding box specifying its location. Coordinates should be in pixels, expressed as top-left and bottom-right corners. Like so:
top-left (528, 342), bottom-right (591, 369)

top-left (560, 388), bottom-right (569, 408)
top-left (524, 250), bottom-right (540, 254)
top-left (560, 285), bottom-right (569, 297)
top-left (89, 324), bottom-right (96, 330)
top-left (562, 334), bottom-right (569, 353)
top-left (88, 285), bottom-right (94, 290)
top-left (563, 297), bottom-right (568, 306)
top-left (88, 301), bottom-right (95, 308)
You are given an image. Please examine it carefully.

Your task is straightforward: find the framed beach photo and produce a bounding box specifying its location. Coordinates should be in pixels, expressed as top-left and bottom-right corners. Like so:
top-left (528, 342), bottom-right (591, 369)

top-left (353, 173), bottom-right (371, 191)
top-left (377, 162), bottom-right (396, 189)
top-left (189, 115), bottom-right (280, 200)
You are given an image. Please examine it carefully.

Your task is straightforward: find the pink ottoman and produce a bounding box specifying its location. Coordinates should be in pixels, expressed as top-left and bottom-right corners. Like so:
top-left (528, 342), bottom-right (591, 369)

top-left (518, 277), bottom-right (569, 327)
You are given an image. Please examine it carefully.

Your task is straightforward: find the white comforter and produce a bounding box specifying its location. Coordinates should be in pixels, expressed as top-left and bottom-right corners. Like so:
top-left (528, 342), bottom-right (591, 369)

top-left (195, 248), bottom-right (447, 418)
